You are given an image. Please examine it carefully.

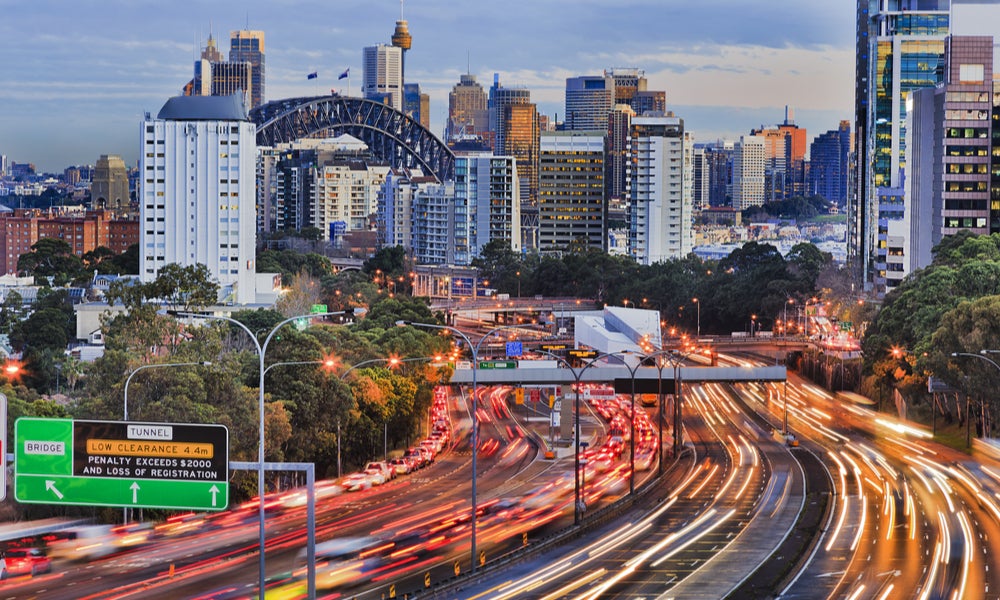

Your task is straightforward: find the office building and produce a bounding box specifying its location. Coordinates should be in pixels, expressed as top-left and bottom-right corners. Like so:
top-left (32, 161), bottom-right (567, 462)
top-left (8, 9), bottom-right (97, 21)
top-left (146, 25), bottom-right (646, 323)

top-left (732, 136), bottom-right (767, 211)
top-left (186, 33), bottom-right (257, 111)
top-left (606, 68), bottom-right (645, 105)
top-left (140, 94), bottom-right (257, 304)
top-left (906, 35), bottom-right (994, 291)
top-left (851, 0), bottom-right (949, 291)
top-left (503, 102), bottom-right (541, 248)
top-left (628, 115), bottom-right (692, 264)
top-left (538, 131), bottom-right (606, 252)
top-left (809, 121), bottom-right (852, 205)
top-left (488, 75), bottom-right (530, 155)
top-left (363, 44), bottom-right (404, 111)
top-left (750, 111), bottom-right (807, 201)
top-left (403, 82), bottom-right (430, 129)
top-left (692, 147), bottom-right (710, 211)
top-left (92, 154), bottom-right (130, 212)
top-left (630, 90), bottom-right (667, 116)
top-left (565, 75), bottom-right (614, 131)
top-left (447, 73), bottom-right (488, 141)
top-left (229, 30), bottom-right (265, 110)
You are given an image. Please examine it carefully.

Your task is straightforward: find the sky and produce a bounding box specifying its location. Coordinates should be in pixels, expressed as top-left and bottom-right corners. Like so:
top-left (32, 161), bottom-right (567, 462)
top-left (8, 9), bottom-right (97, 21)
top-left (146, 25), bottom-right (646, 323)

top-left (0, 0), bottom-right (855, 173)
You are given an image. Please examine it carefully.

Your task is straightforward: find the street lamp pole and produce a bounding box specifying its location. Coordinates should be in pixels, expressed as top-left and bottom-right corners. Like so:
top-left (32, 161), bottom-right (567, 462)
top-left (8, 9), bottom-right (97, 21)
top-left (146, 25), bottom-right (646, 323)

top-left (692, 298), bottom-right (700, 338)
top-left (122, 360), bottom-right (210, 523)
top-left (124, 361), bottom-right (212, 422)
top-left (170, 308), bottom-right (363, 598)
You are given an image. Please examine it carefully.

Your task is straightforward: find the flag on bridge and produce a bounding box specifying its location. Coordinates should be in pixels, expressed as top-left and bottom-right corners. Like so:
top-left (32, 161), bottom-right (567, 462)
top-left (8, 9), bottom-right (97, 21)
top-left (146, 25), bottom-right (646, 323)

top-left (307, 72), bottom-right (318, 80)
top-left (338, 68), bottom-right (350, 80)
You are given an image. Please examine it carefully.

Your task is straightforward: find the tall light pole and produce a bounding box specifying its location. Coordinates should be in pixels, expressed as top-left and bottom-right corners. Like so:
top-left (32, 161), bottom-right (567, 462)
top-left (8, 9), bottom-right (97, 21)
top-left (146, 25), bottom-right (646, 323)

top-left (124, 361), bottom-right (212, 421)
top-left (536, 349), bottom-right (626, 524)
top-left (395, 320), bottom-right (530, 573)
top-left (692, 298), bottom-right (700, 337)
top-left (169, 308), bottom-right (363, 598)
top-left (122, 360), bottom-right (210, 523)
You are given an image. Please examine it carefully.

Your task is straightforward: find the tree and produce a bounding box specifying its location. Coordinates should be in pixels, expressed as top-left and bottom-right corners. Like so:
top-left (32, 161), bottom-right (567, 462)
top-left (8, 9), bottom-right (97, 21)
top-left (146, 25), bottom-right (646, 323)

top-left (17, 238), bottom-right (86, 285)
top-left (147, 263), bottom-right (220, 313)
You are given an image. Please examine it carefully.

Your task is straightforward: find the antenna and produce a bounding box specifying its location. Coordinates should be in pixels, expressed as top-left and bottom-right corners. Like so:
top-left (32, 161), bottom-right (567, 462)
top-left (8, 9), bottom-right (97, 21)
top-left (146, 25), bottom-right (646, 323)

top-left (400, 0), bottom-right (405, 20)
top-left (467, 50), bottom-right (471, 75)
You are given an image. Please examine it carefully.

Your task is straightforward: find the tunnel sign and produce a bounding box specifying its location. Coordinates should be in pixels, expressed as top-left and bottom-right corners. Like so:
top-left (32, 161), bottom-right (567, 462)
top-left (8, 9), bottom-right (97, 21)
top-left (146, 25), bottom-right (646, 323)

top-left (14, 418), bottom-right (229, 511)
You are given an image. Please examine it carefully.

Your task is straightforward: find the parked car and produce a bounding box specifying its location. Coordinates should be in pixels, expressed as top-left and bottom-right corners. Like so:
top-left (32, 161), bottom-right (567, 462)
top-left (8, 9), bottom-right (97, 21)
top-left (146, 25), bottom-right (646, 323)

top-left (404, 447), bottom-right (427, 469)
top-left (3, 548), bottom-right (52, 577)
top-left (363, 467), bottom-right (386, 486)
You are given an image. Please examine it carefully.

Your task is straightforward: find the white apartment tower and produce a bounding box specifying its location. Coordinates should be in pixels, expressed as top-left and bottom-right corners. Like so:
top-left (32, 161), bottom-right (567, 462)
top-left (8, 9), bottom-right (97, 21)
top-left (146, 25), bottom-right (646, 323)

top-left (628, 115), bottom-right (692, 265)
top-left (454, 154), bottom-right (522, 264)
top-left (363, 44), bottom-right (404, 111)
top-left (140, 94), bottom-right (257, 304)
top-left (732, 135), bottom-right (766, 211)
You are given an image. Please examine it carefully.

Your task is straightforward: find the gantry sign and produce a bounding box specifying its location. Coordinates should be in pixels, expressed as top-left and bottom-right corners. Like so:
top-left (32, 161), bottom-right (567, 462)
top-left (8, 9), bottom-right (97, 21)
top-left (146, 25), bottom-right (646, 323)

top-left (15, 418), bottom-right (229, 511)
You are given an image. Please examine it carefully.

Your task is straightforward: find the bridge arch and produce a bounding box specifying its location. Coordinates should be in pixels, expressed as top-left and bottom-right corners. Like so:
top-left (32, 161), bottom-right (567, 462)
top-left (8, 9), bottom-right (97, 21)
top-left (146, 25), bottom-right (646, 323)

top-left (250, 95), bottom-right (455, 181)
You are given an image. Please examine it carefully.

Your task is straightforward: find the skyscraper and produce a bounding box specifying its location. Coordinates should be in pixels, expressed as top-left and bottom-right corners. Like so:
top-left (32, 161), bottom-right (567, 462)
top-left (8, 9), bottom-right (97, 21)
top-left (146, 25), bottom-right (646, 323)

top-left (363, 44), bottom-right (404, 111)
top-left (605, 68), bottom-right (646, 106)
top-left (454, 154), bottom-right (522, 263)
top-left (92, 154), bottom-right (130, 212)
top-left (140, 94), bottom-right (257, 304)
top-left (809, 121), bottom-right (852, 205)
top-left (628, 115), bottom-right (692, 265)
top-left (229, 30), bottom-right (265, 109)
top-left (565, 75), bottom-right (614, 130)
top-left (732, 136), bottom-right (766, 211)
top-left (391, 0), bottom-right (412, 83)
top-left (403, 83), bottom-right (430, 129)
top-left (606, 103), bottom-right (636, 211)
top-left (447, 73), bottom-right (488, 141)
top-left (503, 102), bottom-right (541, 211)
top-left (750, 111), bottom-right (807, 202)
top-left (489, 76), bottom-right (530, 155)
top-left (538, 131), bottom-right (606, 252)
top-left (851, 0), bottom-right (949, 290)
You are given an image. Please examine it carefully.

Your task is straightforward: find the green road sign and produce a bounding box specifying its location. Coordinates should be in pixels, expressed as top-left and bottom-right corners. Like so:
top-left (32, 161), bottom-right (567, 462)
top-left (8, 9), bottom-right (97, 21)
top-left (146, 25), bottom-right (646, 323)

top-left (478, 360), bottom-right (517, 369)
top-left (14, 418), bottom-right (229, 511)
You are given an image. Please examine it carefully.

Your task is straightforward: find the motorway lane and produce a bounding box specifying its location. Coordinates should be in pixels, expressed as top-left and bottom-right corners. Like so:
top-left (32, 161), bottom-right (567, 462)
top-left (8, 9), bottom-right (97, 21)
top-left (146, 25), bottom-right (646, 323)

top-left (455, 381), bottom-right (776, 599)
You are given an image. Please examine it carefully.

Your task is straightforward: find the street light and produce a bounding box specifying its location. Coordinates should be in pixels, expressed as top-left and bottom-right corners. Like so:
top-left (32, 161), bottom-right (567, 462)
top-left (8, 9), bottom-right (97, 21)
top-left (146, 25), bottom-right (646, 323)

top-left (692, 298), bottom-right (700, 338)
top-left (395, 320), bottom-right (531, 573)
top-left (122, 360), bottom-right (211, 523)
top-left (169, 307), bottom-right (364, 598)
top-left (124, 361), bottom-right (212, 421)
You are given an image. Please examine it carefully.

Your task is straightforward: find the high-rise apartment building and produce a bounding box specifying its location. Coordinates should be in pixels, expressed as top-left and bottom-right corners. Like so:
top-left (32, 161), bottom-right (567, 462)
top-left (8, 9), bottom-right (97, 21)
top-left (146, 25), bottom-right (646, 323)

top-left (809, 121), bottom-right (852, 206)
top-left (363, 44), bottom-right (404, 111)
top-left (92, 154), bottom-right (130, 212)
top-left (732, 136), bottom-right (767, 211)
top-left (851, 0), bottom-right (949, 290)
top-left (606, 104), bottom-right (636, 212)
top-left (565, 76), bottom-right (614, 131)
top-left (628, 115), bottom-right (692, 265)
top-left (538, 131), bottom-right (606, 252)
top-left (229, 30), bottom-right (265, 109)
top-left (140, 95), bottom-right (257, 304)
top-left (447, 73), bottom-right (488, 141)
top-left (454, 154), bottom-right (521, 264)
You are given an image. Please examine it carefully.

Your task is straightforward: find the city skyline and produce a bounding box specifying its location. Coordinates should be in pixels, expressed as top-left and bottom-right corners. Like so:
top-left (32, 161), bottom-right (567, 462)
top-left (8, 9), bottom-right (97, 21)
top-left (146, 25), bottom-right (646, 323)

top-left (0, 0), bottom-right (854, 172)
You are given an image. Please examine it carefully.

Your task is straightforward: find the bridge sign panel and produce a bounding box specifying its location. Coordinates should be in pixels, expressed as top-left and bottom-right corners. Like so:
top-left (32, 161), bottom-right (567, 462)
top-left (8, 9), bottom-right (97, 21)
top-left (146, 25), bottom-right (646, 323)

top-left (14, 418), bottom-right (229, 511)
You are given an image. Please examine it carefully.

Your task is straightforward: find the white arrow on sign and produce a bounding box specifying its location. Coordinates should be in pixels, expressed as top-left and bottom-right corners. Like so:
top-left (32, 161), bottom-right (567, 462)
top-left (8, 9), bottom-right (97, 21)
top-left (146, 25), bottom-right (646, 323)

top-left (209, 485), bottom-right (220, 507)
top-left (45, 480), bottom-right (64, 500)
top-left (130, 482), bottom-right (140, 504)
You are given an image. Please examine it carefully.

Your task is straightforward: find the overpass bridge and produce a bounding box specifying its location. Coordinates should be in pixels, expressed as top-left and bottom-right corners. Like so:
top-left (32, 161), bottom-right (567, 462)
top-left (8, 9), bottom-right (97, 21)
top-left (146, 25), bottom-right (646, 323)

top-left (449, 364), bottom-right (786, 386)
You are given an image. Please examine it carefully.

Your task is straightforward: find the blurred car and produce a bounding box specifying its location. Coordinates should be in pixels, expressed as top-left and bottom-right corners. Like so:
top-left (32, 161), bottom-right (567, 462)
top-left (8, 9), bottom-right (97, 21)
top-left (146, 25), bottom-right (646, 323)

top-left (365, 461), bottom-right (395, 481)
top-left (388, 458), bottom-right (411, 475)
top-left (363, 467), bottom-right (386, 486)
top-left (342, 473), bottom-right (372, 492)
top-left (406, 447), bottom-right (429, 467)
top-left (3, 548), bottom-right (52, 577)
